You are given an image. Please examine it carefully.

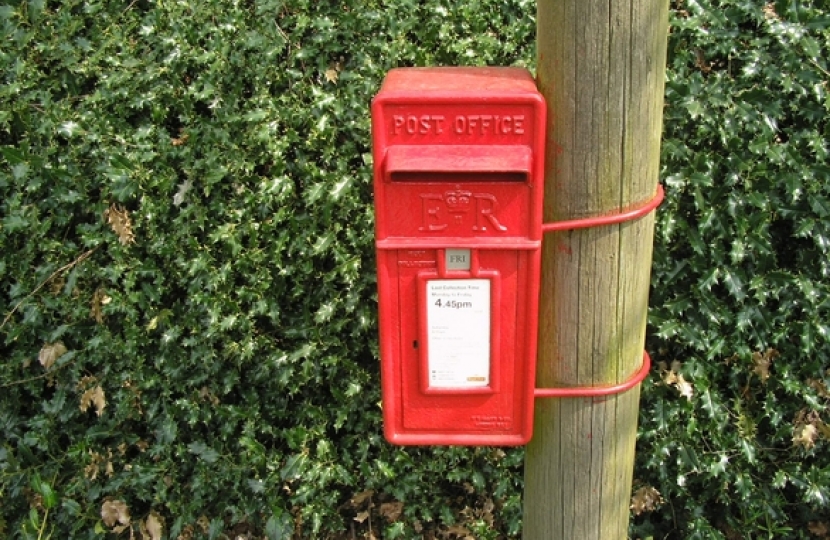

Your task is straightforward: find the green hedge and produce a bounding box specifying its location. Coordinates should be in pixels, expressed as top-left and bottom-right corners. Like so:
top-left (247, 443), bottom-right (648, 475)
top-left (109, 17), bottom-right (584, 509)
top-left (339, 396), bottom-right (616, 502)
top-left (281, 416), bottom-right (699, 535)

top-left (0, 1), bottom-right (534, 538)
top-left (1, 0), bottom-right (828, 538)
top-left (637, 1), bottom-right (830, 538)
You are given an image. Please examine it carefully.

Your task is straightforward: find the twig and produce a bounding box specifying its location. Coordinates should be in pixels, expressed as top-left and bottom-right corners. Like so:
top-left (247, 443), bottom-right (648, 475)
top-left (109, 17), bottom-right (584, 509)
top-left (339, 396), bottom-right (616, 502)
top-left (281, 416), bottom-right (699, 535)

top-left (807, 56), bottom-right (830, 79)
top-left (1, 246), bottom-right (99, 331)
top-left (367, 493), bottom-right (373, 539)
top-left (0, 357), bottom-right (75, 389)
top-left (36, 508), bottom-right (50, 540)
top-left (274, 20), bottom-right (290, 43)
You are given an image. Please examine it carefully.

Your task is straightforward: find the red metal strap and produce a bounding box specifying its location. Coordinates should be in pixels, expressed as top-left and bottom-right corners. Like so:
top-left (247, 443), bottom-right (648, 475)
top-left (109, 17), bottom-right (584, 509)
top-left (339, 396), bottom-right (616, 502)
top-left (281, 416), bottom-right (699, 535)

top-left (534, 351), bottom-right (651, 398)
top-left (542, 185), bottom-right (664, 233)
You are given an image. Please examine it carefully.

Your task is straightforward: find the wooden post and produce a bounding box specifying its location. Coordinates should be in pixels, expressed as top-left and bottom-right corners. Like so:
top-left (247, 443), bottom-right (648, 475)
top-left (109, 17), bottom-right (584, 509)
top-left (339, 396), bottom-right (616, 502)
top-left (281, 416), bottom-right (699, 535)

top-left (523, 0), bottom-right (669, 539)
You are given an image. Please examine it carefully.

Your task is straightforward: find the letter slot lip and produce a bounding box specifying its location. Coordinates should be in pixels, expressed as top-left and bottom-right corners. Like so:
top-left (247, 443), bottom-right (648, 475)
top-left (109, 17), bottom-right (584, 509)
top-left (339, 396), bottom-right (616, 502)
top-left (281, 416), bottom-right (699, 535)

top-left (375, 144), bottom-right (539, 246)
top-left (384, 145), bottom-right (532, 183)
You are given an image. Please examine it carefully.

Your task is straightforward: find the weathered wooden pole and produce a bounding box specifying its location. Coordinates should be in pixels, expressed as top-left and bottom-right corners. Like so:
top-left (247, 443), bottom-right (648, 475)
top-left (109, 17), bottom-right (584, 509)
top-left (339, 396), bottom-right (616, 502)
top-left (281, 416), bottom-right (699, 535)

top-left (523, 0), bottom-right (669, 538)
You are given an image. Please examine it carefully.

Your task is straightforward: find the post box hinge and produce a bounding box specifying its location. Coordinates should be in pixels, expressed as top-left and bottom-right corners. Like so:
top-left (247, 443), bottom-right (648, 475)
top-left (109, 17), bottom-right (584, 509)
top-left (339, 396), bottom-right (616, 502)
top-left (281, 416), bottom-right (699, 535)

top-left (541, 185), bottom-right (664, 233)
top-left (534, 351), bottom-right (651, 398)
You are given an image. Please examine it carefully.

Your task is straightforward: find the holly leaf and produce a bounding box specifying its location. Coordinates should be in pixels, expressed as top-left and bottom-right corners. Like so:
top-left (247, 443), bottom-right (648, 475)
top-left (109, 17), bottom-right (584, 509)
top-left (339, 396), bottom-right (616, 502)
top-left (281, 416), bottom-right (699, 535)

top-left (187, 442), bottom-right (220, 464)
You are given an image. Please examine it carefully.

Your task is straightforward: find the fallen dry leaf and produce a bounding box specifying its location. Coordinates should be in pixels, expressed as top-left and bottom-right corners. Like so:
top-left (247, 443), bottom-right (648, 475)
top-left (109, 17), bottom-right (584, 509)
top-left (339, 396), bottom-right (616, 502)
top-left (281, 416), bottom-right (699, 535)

top-left (324, 57), bottom-right (343, 83)
top-left (350, 489), bottom-right (374, 507)
top-left (144, 512), bottom-right (163, 540)
top-left (171, 131), bottom-right (189, 146)
top-left (104, 203), bottom-right (136, 245)
top-left (379, 501), bottom-right (403, 523)
top-left (662, 362), bottom-right (694, 400)
top-left (793, 423), bottom-right (819, 449)
top-left (752, 349), bottom-right (778, 383)
top-left (808, 378), bottom-right (830, 399)
top-left (177, 524), bottom-right (196, 540)
top-left (442, 524), bottom-right (472, 539)
top-left (101, 499), bottom-right (131, 529)
top-left (631, 485), bottom-right (664, 515)
top-left (694, 49), bottom-right (711, 73)
top-left (808, 520), bottom-right (830, 537)
top-left (676, 374), bottom-right (694, 400)
top-left (90, 287), bottom-right (111, 324)
top-left (80, 386), bottom-right (107, 416)
top-left (39, 341), bottom-right (67, 370)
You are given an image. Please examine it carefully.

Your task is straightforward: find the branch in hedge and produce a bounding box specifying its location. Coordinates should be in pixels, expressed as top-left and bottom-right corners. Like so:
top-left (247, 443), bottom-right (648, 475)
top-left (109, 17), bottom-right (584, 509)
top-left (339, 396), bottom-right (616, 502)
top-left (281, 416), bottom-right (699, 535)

top-left (0, 246), bottom-right (99, 330)
top-left (0, 353), bottom-right (76, 389)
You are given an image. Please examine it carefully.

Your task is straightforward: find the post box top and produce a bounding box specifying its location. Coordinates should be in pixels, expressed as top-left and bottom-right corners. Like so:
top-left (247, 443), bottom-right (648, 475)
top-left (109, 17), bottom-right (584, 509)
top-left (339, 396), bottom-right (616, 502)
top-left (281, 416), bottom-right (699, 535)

top-left (377, 67), bottom-right (541, 98)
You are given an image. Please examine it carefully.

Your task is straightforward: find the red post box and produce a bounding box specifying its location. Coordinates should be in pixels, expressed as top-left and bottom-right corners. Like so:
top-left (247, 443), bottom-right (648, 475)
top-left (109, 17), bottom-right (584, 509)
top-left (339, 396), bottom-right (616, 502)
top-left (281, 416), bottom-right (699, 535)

top-left (372, 67), bottom-right (546, 445)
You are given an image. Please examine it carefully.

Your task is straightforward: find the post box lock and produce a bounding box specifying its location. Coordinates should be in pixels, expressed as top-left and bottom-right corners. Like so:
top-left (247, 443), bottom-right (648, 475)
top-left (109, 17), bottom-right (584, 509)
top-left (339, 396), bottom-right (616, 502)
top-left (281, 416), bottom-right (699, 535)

top-left (372, 67), bottom-right (663, 446)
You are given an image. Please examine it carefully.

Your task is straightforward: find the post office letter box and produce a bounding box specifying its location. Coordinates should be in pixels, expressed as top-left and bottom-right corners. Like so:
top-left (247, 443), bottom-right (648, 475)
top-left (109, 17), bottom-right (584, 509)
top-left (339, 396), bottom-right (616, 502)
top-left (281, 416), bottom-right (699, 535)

top-left (372, 67), bottom-right (545, 445)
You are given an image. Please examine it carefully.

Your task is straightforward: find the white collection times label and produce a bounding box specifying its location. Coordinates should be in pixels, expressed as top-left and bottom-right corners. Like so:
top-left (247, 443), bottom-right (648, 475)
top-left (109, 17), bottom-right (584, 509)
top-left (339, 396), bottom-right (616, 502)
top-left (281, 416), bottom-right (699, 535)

top-left (426, 279), bottom-right (491, 388)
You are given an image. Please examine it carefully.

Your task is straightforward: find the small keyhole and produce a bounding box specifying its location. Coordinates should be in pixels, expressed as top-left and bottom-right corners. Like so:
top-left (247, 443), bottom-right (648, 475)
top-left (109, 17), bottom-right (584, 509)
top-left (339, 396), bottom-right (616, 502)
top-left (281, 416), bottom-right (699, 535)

top-left (413, 340), bottom-right (418, 349)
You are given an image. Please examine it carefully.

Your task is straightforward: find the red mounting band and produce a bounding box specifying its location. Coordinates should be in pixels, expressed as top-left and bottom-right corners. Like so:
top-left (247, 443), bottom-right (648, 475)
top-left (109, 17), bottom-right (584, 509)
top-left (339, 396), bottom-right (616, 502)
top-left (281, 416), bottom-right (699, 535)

top-left (534, 351), bottom-right (651, 398)
top-left (533, 184), bottom-right (663, 399)
top-left (541, 185), bottom-right (664, 233)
